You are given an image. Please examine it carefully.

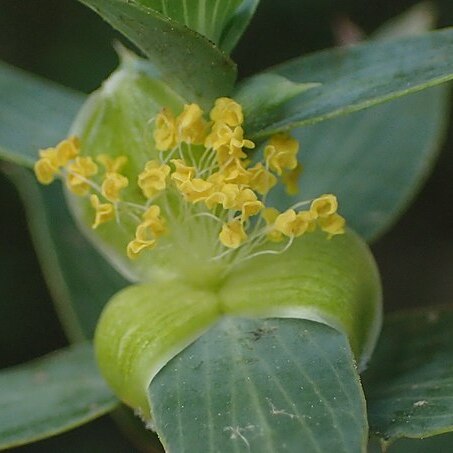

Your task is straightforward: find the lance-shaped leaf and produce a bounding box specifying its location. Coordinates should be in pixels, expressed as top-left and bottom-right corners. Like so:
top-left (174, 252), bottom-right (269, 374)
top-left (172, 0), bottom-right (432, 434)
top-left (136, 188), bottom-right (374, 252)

top-left (363, 306), bottom-right (453, 446)
top-left (78, 0), bottom-right (237, 108)
top-left (244, 27), bottom-right (453, 138)
top-left (0, 343), bottom-right (118, 450)
top-left (0, 62), bottom-right (84, 168)
top-left (150, 317), bottom-right (368, 453)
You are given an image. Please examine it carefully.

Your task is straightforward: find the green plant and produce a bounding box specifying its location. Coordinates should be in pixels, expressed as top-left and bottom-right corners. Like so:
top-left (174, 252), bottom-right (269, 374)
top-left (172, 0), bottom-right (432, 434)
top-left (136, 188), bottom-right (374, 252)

top-left (1, 1), bottom-right (453, 452)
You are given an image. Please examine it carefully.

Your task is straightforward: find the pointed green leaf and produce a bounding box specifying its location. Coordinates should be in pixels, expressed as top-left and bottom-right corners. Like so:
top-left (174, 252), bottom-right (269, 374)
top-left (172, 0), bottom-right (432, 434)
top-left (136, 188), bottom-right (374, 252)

top-left (363, 306), bottom-right (453, 445)
top-left (0, 343), bottom-right (118, 450)
top-left (150, 317), bottom-right (368, 453)
top-left (247, 28), bottom-right (453, 139)
top-left (220, 0), bottom-right (261, 53)
top-left (0, 62), bottom-right (84, 168)
top-left (5, 166), bottom-right (128, 340)
top-left (234, 73), bottom-right (319, 133)
top-left (78, 0), bottom-right (237, 107)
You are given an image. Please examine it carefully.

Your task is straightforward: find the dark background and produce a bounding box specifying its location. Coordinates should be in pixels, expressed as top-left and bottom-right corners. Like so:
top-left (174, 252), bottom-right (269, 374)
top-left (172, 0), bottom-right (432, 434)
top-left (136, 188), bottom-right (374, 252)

top-left (0, 0), bottom-right (452, 450)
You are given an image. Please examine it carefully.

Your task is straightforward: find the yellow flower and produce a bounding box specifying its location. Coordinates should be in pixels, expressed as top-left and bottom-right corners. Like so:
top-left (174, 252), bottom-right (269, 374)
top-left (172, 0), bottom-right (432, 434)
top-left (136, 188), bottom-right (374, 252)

top-left (177, 104), bottom-right (207, 145)
top-left (101, 172), bottom-right (129, 202)
top-left (170, 159), bottom-right (196, 189)
top-left (282, 164), bottom-right (303, 196)
top-left (274, 209), bottom-right (315, 237)
top-left (310, 194), bottom-right (338, 218)
top-left (154, 108), bottom-right (177, 151)
top-left (264, 133), bottom-right (299, 175)
top-left (262, 207), bottom-right (284, 243)
top-left (66, 156), bottom-right (98, 196)
top-left (97, 155), bottom-right (128, 173)
top-left (247, 163), bottom-right (278, 195)
top-left (219, 220), bottom-right (248, 249)
top-left (319, 213), bottom-right (345, 238)
top-left (138, 160), bottom-right (171, 199)
top-left (90, 195), bottom-right (115, 229)
top-left (209, 97), bottom-right (244, 127)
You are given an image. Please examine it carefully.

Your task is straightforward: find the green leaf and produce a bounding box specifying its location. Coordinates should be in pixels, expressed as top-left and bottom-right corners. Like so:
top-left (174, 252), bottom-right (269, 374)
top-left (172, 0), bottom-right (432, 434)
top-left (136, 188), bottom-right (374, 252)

top-left (0, 61), bottom-right (84, 168)
top-left (268, 85), bottom-right (450, 241)
top-left (5, 166), bottom-right (128, 340)
top-left (234, 73), bottom-right (319, 133)
top-left (149, 317), bottom-right (368, 453)
top-left (363, 306), bottom-right (453, 445)
top-left (219, 0), bottom-right (261, 53)
top-left (0, 343), bottom-right (118, 450)
top-left (78, 0), bottom-right (237, 108)
top-left (247, 28), bottom-right (453, 139)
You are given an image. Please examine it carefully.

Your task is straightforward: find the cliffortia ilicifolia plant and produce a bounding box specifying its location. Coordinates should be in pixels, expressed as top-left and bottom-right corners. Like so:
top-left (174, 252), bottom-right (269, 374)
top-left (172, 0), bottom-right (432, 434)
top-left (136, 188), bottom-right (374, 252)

top-left (1, 1), bottom-right (453, 452)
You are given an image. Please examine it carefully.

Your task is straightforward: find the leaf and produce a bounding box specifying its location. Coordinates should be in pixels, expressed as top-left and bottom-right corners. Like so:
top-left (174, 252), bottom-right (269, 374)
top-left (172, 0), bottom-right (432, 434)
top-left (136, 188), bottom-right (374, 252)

top-left (0, 343), bottom-right (118, 450)
top-left (268, 85), bottom-right (450, 241)
top-left (220, 0), bottom-right (261, 53)
top-left (234, 73), bottom-right (319, 133)
top-left (0, 61), bottom-right (84, 168)
top-left (149, 317), bottom-right (368, 453)
top-left (78, 0), bottom-right (237, 108)
top-left (363, 306), bottom-right (453, 445)
top-left (246, 28), bottom-right (453, 138)
top-left (5, 166), bottom-right (128, 340)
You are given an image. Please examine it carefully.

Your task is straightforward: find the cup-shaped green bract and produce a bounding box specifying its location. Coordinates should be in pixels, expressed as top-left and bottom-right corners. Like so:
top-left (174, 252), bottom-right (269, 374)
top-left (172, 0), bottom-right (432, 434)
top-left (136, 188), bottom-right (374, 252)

top-left (95, 229), bottom-right (382, 419)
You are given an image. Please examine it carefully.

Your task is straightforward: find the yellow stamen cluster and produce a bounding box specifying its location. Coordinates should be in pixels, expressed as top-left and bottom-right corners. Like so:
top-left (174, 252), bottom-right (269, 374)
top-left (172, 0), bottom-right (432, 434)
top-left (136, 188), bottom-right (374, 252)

top-left (34, 97), bottom-right (345, 267)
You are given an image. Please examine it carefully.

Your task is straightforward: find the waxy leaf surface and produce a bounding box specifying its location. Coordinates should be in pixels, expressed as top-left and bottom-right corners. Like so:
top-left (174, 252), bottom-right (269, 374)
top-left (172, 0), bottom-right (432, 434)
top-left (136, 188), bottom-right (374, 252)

top-left (150, 317), bottom-right (368, 453)
top-left (364, 306), bottom-right (453, 444)
top-left (0, 343), bottom-right (118, 450)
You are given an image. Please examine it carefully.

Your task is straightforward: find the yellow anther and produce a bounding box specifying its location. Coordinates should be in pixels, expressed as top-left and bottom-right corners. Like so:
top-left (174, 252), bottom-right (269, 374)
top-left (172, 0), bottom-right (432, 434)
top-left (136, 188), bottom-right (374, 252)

top-left (138, 160), bottom-right (171, 199)
top-left (220, 159), bottom-right (251, 186)
top-left (90, 195), bottom-right (115, 229)
top-left (247, 163), bottom-right (278, 195)
top-left (234, 188), bottom-right (263, 221)
top-left (264, 133), bottom-right (299, 175)
top-left (204, 183), bottom-right (240, 210)
top-left (170, 159), bottom-right (196, 189)
top-left (282, 164), bottom-right (302, 196)
top-left (126, 237), bottom-right (156, 260)
top-left (154, 108), bottom-right (177, 151)
top-left (178, 178), bottom-right (214, 203)
top-left (319, 213), bottom-right (346, 238)
top-left (262, 207), bottom-right (284, 242)
top-left (101, 172), bottom-right (129, 202)
top-left (310, 194), bottom-right (338, 218)
top-left (141, 205), bottom-right (167, 238)
top-left (219, 220), bottom-right (248, 249)
top-left (34, 158), bottom-right (59, 185)
top-left (177, 104), bottom-right (207, 145)
top-left (209, 97), bottom-right (244, 127)
top-left (274, 209), bottom-right (315, 237)
top-left (66, 156), bottom-right (98, 196)
top-left (97, 155), bottom-right (128, 173)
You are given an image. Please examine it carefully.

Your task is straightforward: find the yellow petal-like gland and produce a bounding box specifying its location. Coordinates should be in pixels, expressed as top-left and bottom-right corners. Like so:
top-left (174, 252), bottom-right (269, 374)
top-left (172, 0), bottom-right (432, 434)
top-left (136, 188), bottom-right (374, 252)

top-left (101, 172), bottom-right (129, 202)
top-left (264, 133), bottom-right (299, 175)
top-left (274, 209), bottom-right (315, 237)
top-left (154, 108), bottom-right (177, 151)
top-left (177, 104), bottom-right (207, 145)
top-left (209, 97), bottom-right (244, 127)
top-left (310, 194), bottom-right (338, 218)
top-left (219, 220), bottom-right (248, 249)
top-left (247, 163), bottom-right (278, 195)
top-left (138, 161), bottom-right (171, 199)
top-left (34, 158), bottom-right (59, 185)
top-left (319, 213), bottom-right (346, 238)
top-left (97, 154), bottom-right (128, 173)
top-left (66, 156), bottom-right (98, 196)
top-left (282, 164), bottom-right (303, 196)
top-left (170, 159), bottom-right (196, 189)
top-left (90, 195), bottom-right (115, 229)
